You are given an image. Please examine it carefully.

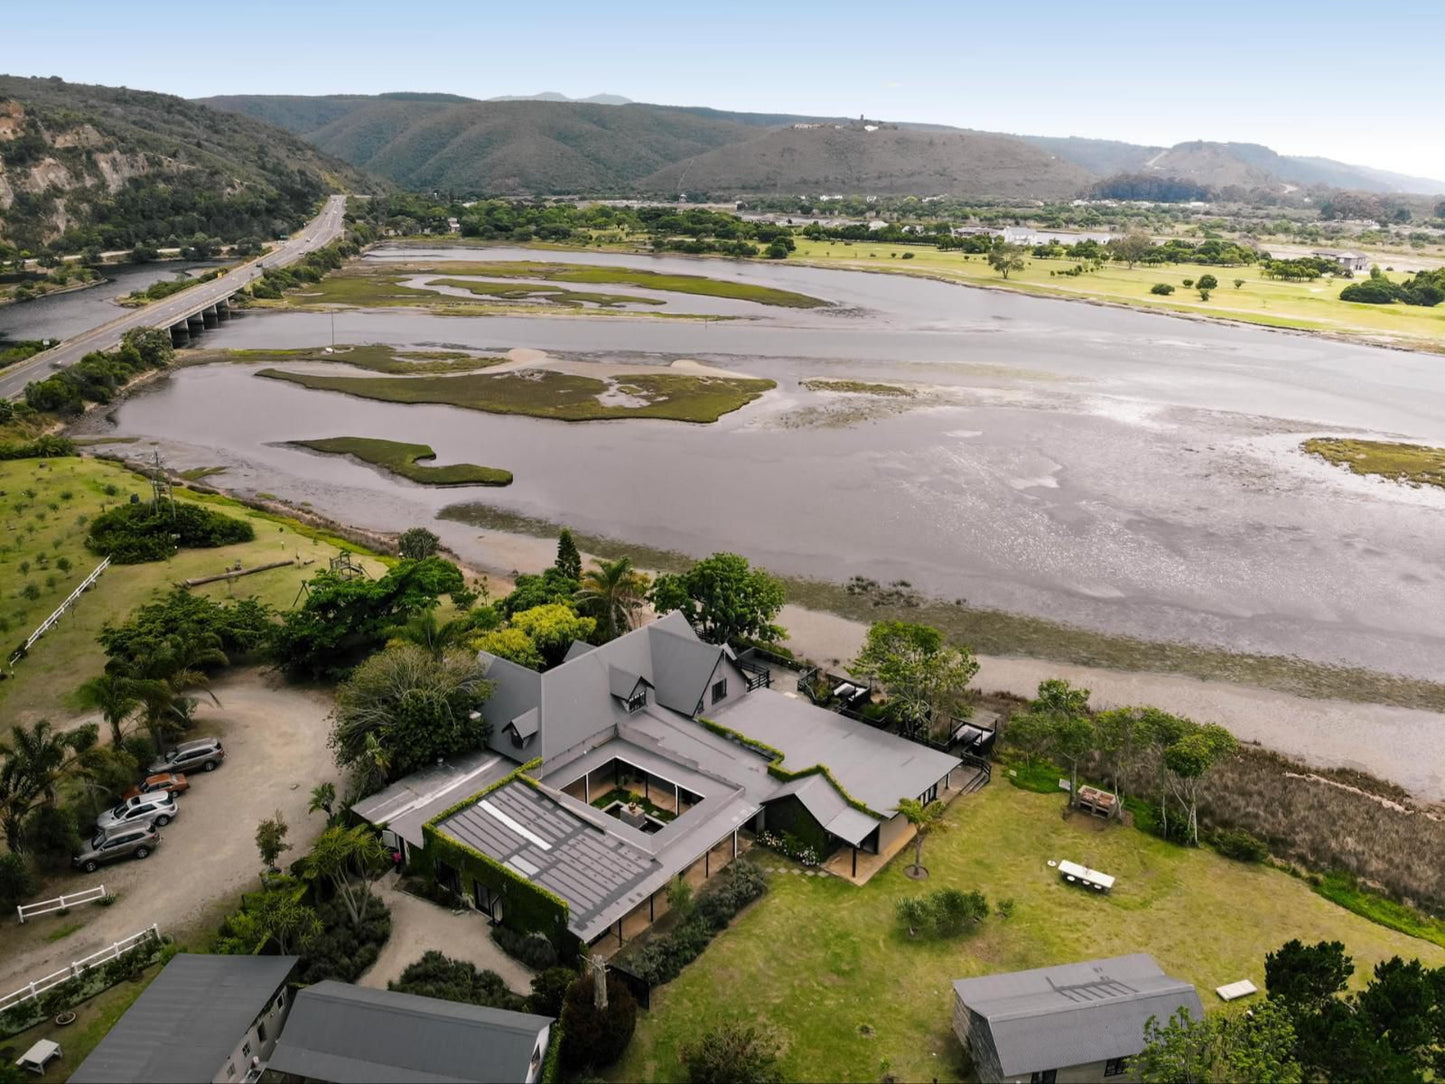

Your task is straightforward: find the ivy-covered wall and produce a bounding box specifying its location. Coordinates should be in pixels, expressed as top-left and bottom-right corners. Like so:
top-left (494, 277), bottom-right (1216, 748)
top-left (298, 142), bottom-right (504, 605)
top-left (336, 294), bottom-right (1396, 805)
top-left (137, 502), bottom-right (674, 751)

top-left (762, 794), bottom-right (832, 855)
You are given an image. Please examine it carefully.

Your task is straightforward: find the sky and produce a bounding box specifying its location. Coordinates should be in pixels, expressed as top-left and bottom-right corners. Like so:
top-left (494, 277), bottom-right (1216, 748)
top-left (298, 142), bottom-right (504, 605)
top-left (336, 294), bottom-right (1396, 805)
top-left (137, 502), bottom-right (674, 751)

top-left (7, 0), bottom-right (1445, 181)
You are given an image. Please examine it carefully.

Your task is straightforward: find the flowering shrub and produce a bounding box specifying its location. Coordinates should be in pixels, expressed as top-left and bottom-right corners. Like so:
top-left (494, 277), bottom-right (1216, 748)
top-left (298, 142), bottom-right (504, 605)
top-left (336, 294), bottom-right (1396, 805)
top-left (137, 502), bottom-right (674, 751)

top-left (757, 830), bottom-right (821, 867)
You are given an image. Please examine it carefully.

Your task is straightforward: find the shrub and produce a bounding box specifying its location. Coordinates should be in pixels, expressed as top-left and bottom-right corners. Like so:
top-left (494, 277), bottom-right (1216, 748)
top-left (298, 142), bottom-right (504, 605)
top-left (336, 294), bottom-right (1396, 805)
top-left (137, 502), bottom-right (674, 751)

top-left (0, 853), bottom-right (39, 910)
top-left (1182, 278), bottom-right (1194, 288)
top-left (390, 950), bottom-right (526, 1010)
top-left (1208, 827), bottom-right (1270, 863)
top-left (896, 887), bottom-right (989, 939)
top-left (996, 897), bottom-right (1016, 919)
top-left (529, 966), bottom-right (578, 1017)
top-left (491, 925), bottom-right (560, 970)
top-left (87, 500), bottom-right (254, 563)
top-left (23, 805), bottom-right (82, 874)
top-left (1150, 283), bottom-right (1175, 295)
top-left (1340, 279), bottom-right (1398, 304)
top-left (682, 1021), bottom-right (784, 1084)
top-left (625, 864), bottom-right (766, 984)
top-left (295, 894), bottom-right (391, 984)
top-left (560, 974), bottom-right (637, 1069)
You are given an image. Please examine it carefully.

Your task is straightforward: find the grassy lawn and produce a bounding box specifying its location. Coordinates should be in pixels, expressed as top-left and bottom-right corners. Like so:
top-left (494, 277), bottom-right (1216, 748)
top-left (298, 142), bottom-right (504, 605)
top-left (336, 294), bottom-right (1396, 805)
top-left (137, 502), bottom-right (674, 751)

top-left (1302, 437), bottom-right (1445, 489)
top-left (187, 344), bottom-right (505, 374)
top-left (0, 962), bottom-right (159, 1082)
top-left (788, 239), bottom-right (1445, 349)
top-left (0, 456), bottom-right (389, 725)
top-left (284, 260), bottom-right (827, 311)
top-left (291, 436), bottom-right (512, 486)
top-left (616, 784), bottom-right (1445, 1084)
top-left (256, 367), bottom-right (776, 424)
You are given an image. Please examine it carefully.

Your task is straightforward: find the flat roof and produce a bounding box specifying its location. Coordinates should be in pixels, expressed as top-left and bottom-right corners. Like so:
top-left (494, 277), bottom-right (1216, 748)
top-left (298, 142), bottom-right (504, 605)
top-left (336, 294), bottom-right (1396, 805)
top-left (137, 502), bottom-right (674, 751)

top-left (711, 688), bottom-right (960, 815)
top-left (69, 955), bottom-right (296, 1083)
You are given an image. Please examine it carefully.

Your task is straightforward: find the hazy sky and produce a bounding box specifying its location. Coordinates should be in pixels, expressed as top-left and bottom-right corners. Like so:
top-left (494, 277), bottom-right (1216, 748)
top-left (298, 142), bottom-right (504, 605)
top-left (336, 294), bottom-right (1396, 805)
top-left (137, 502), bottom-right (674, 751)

top-left (9, 0), bottom-right (1445, 180)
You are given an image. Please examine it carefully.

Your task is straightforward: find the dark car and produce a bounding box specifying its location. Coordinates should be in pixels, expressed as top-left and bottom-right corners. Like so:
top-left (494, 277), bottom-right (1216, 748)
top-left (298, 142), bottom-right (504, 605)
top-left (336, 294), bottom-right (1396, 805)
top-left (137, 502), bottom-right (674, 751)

top-left (148, 737), bottom-right (225, 775)
top-left (72, 826), bottom-right (160, 873)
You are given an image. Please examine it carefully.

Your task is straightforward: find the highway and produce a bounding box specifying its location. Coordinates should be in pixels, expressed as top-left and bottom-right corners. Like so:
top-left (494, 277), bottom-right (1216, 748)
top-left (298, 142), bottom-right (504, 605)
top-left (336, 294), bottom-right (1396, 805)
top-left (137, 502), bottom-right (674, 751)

top-left (0, 195), bottom-right (349, 400)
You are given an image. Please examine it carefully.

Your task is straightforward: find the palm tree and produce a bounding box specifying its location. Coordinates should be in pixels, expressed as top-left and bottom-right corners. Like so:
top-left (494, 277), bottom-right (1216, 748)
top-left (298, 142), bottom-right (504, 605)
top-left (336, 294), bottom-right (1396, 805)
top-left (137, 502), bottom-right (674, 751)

top-left (305, 825), bottom-right (389, 929)
top-left (897, 797), bottom-right (950, 879)
top-left (75, 672), bottom-right (161, 746)
top-left (308, 782), bottom-right (337, 818)
top-left (390, 610), bottom-right (471, 659)
top-left (0, 720), bottom-right (96, 852)
top-left (575, 556), bottom-right (651, 641)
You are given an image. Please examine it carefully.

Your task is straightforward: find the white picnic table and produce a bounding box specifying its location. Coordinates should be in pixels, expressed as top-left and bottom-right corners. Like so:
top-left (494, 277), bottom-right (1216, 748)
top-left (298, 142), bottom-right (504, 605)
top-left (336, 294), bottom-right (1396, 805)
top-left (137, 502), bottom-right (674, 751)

top-left (16, 1038), bottom-right (61, 1075)
top-left (1057, 859), bottom-right (1115, 893)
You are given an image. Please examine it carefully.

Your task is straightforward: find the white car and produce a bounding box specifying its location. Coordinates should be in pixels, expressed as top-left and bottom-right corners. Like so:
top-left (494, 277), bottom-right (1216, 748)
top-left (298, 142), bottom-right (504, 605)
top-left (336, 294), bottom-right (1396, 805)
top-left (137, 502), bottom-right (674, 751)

top-left (96, 792), bottom-right (179, 834)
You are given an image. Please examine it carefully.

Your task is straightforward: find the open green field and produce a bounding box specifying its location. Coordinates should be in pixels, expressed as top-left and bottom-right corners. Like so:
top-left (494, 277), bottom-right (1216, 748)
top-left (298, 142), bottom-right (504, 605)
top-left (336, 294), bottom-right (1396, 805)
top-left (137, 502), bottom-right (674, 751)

top-left (187, 344), bottom-right (505, 374)
top-left (257, 367), bottom-right (776, 424)
top-left (1303, 437), bottom-right (1445, 489)
top-left (0, 456), bottom-right (389, 725)
top-left (615, 783), bottom-right (1445, 1084)
top-left (291, 436), bottom-right (512, 486)
top-left (789, 239), bottom-right (1445, 350)
top-left (284, 260), bottom-right (827, 311)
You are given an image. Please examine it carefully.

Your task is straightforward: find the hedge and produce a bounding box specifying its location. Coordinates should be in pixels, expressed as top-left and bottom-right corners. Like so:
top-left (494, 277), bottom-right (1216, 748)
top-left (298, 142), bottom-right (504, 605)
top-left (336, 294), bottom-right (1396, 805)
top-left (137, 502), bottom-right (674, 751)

top-left (86, 499), bottom-right (255, 563)
top-left (619, 862), bottom-right (767, 986)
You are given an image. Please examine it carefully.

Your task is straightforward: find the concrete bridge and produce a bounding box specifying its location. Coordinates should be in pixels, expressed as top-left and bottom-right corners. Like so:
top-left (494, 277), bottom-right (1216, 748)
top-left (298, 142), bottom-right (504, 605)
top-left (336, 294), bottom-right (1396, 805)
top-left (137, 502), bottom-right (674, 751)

top-left (0, 195), bottom-right (349, 400)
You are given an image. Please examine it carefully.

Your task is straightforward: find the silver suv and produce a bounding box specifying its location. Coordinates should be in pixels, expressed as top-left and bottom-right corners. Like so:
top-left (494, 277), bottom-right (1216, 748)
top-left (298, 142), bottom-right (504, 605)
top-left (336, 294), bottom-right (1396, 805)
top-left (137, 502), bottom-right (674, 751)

top-left (149, 737), bottom-right (225, 775)
top-left (96, 792), bottom-right (179, 833)
top-left (73, 826), bottom-right (159, 873)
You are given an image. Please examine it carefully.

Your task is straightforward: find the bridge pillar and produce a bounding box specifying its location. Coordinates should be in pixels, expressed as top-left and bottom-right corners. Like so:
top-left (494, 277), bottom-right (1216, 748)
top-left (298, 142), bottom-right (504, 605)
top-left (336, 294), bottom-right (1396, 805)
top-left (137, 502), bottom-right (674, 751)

top-left (186, 313), bottom-right (205, 337)
top-left (201, 305), bottom-right (219, 329)
top-left (215, 298), bottom-right (231, 321)
top-left (170, 322), bottom-right (189, 346)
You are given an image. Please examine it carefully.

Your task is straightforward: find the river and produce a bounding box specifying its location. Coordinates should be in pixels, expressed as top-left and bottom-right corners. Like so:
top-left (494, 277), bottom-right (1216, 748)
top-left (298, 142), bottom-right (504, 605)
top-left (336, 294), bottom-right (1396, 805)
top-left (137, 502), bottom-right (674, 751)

top-left (77, 245), bottom-right (1445, 682)
top-left (0, 260), bottom-right (226, 345)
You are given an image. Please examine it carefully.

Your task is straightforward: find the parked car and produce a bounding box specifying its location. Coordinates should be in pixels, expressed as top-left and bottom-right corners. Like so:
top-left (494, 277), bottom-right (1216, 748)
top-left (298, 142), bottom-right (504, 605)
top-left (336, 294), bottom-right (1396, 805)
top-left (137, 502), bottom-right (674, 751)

top-left (121, 772), bottom-right (190, 802)
top-left (149, 737), bottom-right (225, 775)
top-left (96, 792), bottom-right (179, 834)
top-left (73, 826), bottom-right (159, 873)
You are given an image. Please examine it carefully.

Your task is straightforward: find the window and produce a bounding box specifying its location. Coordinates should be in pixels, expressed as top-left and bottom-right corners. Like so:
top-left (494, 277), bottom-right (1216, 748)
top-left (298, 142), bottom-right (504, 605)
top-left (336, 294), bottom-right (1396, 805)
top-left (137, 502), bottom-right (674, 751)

top-left (626, 688), bottom-right (646, 713)
top-left (1030, 1072), bottom-right (1057, 1084)
top-left (257, 1020), bottom-right (267, 1043)
top-left (242, 1042), bottom-right (251, 1058)
top-left (711, 678), bottom-right (728, 704)
top-left (1105, 1057), bottom-right (1129, 1077)
top-left (275, 991), bottom-right (286, 1012)
top-left (227, 1064), bottom-right (235, 1079)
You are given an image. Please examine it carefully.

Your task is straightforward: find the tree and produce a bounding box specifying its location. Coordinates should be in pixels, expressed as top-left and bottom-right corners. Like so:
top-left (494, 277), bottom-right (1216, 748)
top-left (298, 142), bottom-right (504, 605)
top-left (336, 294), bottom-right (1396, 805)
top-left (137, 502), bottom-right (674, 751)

top-left (1136, 1003), bottom-right (1302, 1083)
top-left (72, 744), bottom-right (139, 826)
top-left (397, 526), bottom-right (440, 560)
top-left (1092, 708), bottom-right (1150, 819)
top-left (1114, 229), bottom-right (1154, 269)
top-left (988, 243), bottom-right (1026, 279)
top-left (575, 556), bottom-right (651, 641)
top-left (1143, 709), bottom-right (1194, 841)
top-left (215, 884), bottom-right (322, 956)
top-left (681, 1021), bottom-right (784, 1084)
top-left (473, 626), bottom-right (544, 670)
top-left (331, 645), bottom-right (493, 783)
top-left (650, 553), bottom-right (786, 647)
top-left (1233, 278), bottom-right (1245, 289)
top-left (1265, 939), bottom-right (1352, 1022)
top-left (309, 782), bottom-right (336, 818)
top-left (390, 609), bottom-right (471, 660)
top-left (1002, 710), bottom-right (1053, 768)
top-left (850, 622), bottom-right (978, 738)
top-left (510, 603), bottom-right (596, 668)
top-left (255, 810), bottom-right (292, 872)
top-left (1196, 273), bottom-right (1218, 300)
top-left (560, 972), bottom-right (638, 1070)
top-left (896, 797), bottom-right (948, 878)
top-left (74, 672), bottom-right (151, 746)
top-left (304, 825), bottom-right (388, 930)
top-left (554, 528), bottom-right (583, 581)
top-left (0, 720), bottom-right (96, 853)
top-left (1027, 680), bottom-right (1094, 806)
top-left (1161, 724), bottom-right (1237, 845)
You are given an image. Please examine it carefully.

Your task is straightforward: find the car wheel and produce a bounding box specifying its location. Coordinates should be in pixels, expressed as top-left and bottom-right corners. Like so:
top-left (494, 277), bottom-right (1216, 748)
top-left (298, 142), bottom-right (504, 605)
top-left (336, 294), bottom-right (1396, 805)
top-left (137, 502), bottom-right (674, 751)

top-left (154, 815), bottom-right (170, 827)
top-left (202, 760), bottom-right (217, 772)
top-left (82, 860), bottom-right (98, 873)
top-left (134, 847), bottom-right (150, 860)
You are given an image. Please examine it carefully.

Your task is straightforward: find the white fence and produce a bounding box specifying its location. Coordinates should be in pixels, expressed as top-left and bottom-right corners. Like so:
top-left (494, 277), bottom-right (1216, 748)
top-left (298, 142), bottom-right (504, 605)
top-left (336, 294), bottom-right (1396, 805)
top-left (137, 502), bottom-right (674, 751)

top-left (8, 557), bottom-right (110, 666)
top-left (16, 884), bottom-right (108, 925)
top-left (0, 924), bottom-right (160, 1013)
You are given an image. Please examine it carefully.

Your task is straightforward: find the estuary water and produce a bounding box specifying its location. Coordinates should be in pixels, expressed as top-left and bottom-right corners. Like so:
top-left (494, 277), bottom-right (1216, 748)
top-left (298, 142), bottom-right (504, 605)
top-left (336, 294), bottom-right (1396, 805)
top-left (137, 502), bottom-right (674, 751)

top-left (86, 245), bottom-right (1445, 682)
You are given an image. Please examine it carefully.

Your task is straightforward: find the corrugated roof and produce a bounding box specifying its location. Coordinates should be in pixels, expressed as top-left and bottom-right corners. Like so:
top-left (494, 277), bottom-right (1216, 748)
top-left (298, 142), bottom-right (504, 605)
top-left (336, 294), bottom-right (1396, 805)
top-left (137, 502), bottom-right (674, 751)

top-left (69, 954), bottom-right (296, 1083)
top-left (953, 954), bottom-right (1203, 1076)
top-left (353, 751), bottom-right (513, 848)
top-left (267, 980), bottom-right (551, 1084)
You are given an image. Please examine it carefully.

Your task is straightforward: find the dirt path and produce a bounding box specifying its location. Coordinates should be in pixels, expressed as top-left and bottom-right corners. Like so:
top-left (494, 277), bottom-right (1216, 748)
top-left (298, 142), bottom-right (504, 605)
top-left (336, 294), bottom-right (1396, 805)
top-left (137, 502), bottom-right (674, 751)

top-left (0, 669), bottom-right (339, 995)
top-left (779, 605), bottom-right (1445, 801)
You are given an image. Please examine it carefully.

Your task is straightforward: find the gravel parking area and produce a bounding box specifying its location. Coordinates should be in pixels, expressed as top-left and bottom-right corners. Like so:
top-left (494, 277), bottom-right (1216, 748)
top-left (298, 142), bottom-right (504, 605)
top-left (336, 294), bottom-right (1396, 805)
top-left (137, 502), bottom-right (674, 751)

top-left (0, 668), bottom-right (339, 996)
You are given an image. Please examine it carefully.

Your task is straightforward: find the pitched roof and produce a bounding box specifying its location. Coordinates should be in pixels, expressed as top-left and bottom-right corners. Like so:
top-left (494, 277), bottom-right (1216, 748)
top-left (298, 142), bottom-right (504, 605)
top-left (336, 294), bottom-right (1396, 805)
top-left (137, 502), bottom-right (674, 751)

top-left (69, 954), bottom-right (297, 1083)
top-left (267, 980), bottom-right (551, 1084)
top-left (769, 773), bottom-right (878, 846)
top-left (608, 665), bottom-right (647, 701)
top-left (953, 954), bottom-right (1203, 1076)
top-left (506, 707), bottom-right (540, 739)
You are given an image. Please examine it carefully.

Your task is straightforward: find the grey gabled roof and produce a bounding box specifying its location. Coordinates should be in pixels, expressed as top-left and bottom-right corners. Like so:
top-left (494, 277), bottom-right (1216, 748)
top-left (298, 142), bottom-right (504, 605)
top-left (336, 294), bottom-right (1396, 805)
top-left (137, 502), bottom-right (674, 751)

top-left (647, 626), bottom-right (723, 714)
top-left (953, 954), bottom-right (1203, 1076)
top-left (69, 954), bottom-right (297, 1083)
top-left (506, 707), bottom-right (540, 739)
top-left (608, 665), bottom-right (647, 701)
top-left (267, 980), bottom-right (551, 1084)
top-left (768, 774), bottom-right (878, 846)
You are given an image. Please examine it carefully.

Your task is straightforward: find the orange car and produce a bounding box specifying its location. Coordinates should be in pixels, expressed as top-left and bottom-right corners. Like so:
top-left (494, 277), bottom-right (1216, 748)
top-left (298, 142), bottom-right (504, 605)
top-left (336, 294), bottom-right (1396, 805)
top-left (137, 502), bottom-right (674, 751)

top-left (121, 772), bottom-right (190, 802)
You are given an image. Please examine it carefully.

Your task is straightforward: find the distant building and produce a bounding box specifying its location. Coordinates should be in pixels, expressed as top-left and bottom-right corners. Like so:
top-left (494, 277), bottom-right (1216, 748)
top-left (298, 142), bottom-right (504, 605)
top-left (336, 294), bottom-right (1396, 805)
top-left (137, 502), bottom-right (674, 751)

top-left (1311, 248), bottom-right (1371, 272)
top-left (70, 954), bottom-right (297, 1084)
top-left (952, 954), bottom-right (1203, 1084)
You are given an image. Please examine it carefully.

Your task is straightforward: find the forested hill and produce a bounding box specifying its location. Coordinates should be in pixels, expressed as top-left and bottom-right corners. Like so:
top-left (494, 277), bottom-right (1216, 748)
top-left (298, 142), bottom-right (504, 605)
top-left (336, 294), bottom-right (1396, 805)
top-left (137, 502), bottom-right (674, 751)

top-left (0, 75), bottom-right (379, 253)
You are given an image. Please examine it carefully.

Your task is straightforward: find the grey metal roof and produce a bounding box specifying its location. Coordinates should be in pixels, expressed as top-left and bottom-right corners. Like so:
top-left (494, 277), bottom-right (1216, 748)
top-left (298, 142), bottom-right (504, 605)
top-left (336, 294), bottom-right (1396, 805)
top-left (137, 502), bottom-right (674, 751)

top-left (267, 980), bottom-right (551, 1084)
top-left (563, 639), bottom-right (595, 662)
top-left (712, 689), bottom-right (961, 815)
top-left (953, 954), bottom-right (1203, 1076)
top-left (353, 751), bottom-right (514, 848)
top-left (507, 707), bottom-right (540, 739)
top-left (647, 626), bottom-right (723, 714)
top-left (69, 954), bottom-right (296, 1084)
top-left (769, 774), bottom-right (879, 846)
top-left (437, 780), bottom-right (658, 936)
top-left (609, 665), bottom-right (646, 701)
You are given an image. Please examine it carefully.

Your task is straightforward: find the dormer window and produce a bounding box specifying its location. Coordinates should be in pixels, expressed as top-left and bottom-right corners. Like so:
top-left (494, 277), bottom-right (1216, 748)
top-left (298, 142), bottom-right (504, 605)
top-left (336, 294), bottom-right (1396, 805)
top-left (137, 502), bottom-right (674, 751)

top-left (626, 688), bottom-right (647, 714)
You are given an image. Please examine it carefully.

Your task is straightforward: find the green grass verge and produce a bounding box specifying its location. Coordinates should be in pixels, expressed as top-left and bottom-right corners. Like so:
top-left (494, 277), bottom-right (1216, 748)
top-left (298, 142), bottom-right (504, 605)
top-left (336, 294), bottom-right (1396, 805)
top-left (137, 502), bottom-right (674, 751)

top-left (435, 502), bottom-right (1445, 712)
top-left (1303, 437), bottom-right (1445, 489)
top-left (1313, 872), bottom-right (1445, 951)
top-left (614, 784), bottom-right (1445, 1084)
top-left (256, 367), bottom-right (775, 424)
top-left (291, 436), bottom-right (512, 486)
top-left (0, 456), bottom-right (390, 724)
top-left (187, 343), bottom-right (505, 374)
top-left (4, 961), bottom-right (159, 1073)
top-left (802, 379), bottom-right (915, 397)
top-left (425, 278), bottom-right (665, 308)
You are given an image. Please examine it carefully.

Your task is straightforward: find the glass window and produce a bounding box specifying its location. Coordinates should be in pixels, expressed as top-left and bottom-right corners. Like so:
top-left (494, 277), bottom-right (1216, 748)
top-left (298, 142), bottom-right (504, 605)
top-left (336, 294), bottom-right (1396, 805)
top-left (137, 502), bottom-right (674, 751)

top-left (227, 1063), bottom-right (235, 1079)
top-left (1105, 1057), bottom-right (1129, 1077)
top-left (257, 1020), bottom-right (267, 1043)
top-left (1030, 1072), bottom-right (1057, 1084)
top-left (242, 1042), bottom-right (251, 1058)
top-left (712, 678), bottom-right (728, 704)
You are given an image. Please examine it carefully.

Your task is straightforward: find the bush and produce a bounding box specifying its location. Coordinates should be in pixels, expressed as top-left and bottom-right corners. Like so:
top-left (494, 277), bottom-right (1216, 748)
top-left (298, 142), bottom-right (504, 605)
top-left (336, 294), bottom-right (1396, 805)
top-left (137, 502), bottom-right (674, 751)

top-left (529, 966), bottom-right (578, 1017)
top-left (682, 1021), bottom-right (784, 1084)
top-left (559, 974), bottom-right (637, 1070)
top-left (624, 864), bottom-right (767, 985)
top-left (1339, 279), bottom-right (1399, 305)
top-left (896, 887), bottom-right (989, 939)
top-left (87, 500), bottom-right (254, 563)
top-left (1208, 826), bottom-right (1270, 863)
top-left (1150, 283), bottom-right (1175, 295)
top-left (23, 805), bottom-right (82, 874)
top-left (491, 925), bottom-right (559, 970)
top-left (1182, 278), bottom-right (1194, 288)
top-left (0, 852), bottom-right (39, 910)
top-left (295, 894), bottom-right (391, 984)
top-left (390, 950), bottom-right (526, 1010)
